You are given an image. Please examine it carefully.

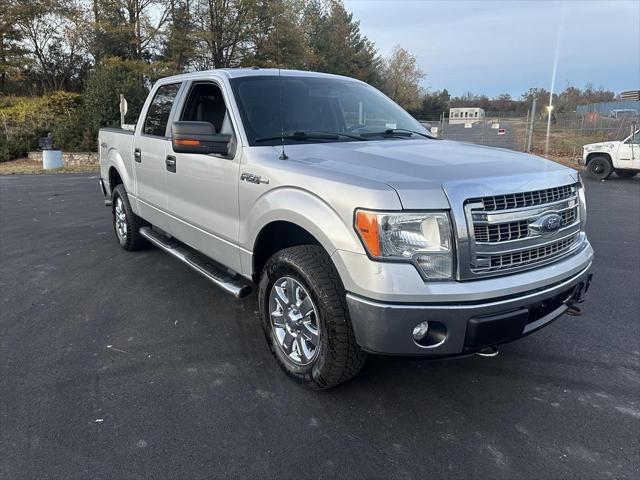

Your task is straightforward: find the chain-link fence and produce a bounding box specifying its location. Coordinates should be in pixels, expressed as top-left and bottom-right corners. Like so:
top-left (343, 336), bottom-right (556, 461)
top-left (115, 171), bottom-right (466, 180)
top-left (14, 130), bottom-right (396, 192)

top-left (415, 111), bottom-right (638, 160)
top-left (416, 114), bottom-right (521, 150)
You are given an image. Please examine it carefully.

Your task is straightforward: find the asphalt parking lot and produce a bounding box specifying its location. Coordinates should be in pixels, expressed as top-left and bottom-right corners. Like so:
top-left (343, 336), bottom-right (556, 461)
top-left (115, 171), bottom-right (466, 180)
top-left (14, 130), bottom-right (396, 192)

top-left (1, 172), bottom-right (639, 479)
top-left (441, 120), bottom-right (517, 149)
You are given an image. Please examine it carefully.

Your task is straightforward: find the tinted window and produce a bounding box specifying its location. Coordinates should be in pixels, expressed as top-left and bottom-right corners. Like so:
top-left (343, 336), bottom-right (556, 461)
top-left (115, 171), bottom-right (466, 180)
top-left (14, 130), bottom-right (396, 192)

top-left (229, 75), bottom-right (427, 146)
top-left (143, 83), bottom-right (181, 137)
top-left (181, 83), bottom-right (229, 134)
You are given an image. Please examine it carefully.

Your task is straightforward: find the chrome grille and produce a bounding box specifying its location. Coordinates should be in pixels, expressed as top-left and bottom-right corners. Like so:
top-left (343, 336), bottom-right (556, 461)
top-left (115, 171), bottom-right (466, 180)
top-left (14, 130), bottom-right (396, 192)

top-left (471, 234), bottom-right (579, 273)
top-left (474, 219), bottom-right (529, 243)
top-left (561, 207), bottom-right (577, 225)
top-left (470, 184), bottom-right (576, 212)
top-left (473, 206), bottom-right (579, 243)
top-left (463, 182), bottom-right (583, 277)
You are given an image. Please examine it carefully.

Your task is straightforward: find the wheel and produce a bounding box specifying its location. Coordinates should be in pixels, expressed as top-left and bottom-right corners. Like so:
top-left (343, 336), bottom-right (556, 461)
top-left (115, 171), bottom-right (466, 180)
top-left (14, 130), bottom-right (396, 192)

top-left (111, 184), bottom-right (149, 251)
top-left (258, 245), bottom-right (366, 389)
top-left (586, 156), bottom-right (613, 180)
top-left (615, 169), bottom-right (637, 178)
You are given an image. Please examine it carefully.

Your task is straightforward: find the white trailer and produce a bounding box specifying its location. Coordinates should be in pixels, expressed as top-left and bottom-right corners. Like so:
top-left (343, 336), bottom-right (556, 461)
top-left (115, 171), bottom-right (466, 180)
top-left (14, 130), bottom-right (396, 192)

top-left (449, 107), bottom-right (485, 125)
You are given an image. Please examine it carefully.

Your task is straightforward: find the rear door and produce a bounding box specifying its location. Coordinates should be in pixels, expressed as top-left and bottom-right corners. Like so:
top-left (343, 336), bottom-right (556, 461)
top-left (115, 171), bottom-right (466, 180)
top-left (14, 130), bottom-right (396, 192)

top-left (133, 82), bottom-right (182, 229)
top-left (165, 80), bottom-right (242, 272)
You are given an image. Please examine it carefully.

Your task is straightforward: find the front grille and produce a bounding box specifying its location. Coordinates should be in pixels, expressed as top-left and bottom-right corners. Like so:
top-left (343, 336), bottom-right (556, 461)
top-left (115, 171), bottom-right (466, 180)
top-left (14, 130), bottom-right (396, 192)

top-left (474, 220), bottom-right (529, 243)
top-left (472, 234), bottom-right (578, 273)
top-left (473, 206), bottom-right (579, 243)
top-left (470, 184), bottom-right (576, 212)
top-left (463, 182), bottom-right (583, 277)
top-left (561, 208), bottom-right (577, 225)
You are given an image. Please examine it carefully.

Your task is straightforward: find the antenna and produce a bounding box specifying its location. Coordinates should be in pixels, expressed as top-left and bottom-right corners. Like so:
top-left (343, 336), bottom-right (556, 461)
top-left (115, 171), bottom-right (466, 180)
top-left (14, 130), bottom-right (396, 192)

top-left (275, 1), bottom-right (288, 160)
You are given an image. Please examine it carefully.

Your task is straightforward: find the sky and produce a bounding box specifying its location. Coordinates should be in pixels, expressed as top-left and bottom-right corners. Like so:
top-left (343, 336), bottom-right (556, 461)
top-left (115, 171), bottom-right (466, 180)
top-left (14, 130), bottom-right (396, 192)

top-left (343, 0), bottom-right (640, 98)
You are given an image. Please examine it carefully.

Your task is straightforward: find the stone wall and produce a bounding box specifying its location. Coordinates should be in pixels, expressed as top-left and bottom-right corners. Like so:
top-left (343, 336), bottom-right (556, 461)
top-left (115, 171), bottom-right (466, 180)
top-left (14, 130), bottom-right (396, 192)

top-left (27, 151), bottom-right (99, 165)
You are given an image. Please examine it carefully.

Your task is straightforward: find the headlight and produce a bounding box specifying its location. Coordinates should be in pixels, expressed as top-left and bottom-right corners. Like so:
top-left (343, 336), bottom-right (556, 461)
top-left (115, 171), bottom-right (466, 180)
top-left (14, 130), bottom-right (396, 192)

top-left (355, 210), bottom-right (454, 280)
top-left (577, 173), bottom-right (587, 228)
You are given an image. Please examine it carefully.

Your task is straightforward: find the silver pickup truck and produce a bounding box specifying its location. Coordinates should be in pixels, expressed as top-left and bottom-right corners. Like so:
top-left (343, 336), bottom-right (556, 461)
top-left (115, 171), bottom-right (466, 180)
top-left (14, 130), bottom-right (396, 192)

top-left (99, 68), bottom-right (593, 389)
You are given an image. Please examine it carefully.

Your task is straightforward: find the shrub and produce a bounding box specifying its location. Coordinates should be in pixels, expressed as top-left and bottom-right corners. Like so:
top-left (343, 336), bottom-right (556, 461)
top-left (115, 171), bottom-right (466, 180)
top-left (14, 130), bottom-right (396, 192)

top-left (0, 58), bottom-right (150, 162)
top-left (82, 57), bottom-right (149, 143)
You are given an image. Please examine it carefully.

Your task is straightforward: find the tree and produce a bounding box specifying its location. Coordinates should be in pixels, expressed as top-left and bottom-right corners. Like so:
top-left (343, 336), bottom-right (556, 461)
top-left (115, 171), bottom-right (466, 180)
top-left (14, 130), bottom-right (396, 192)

top-left (14, 0), bottom-right (90, 92)
top-left (0, 1), bottom-right (28, 94)
top-left (410, 89), bottom-right (449, 119)
top-left (304, 0), bottom-right (381, 85)
top-left (82, 57), bottom-right (149, 141)
top-left (89, 0), bottom-right (171, 62)
top-left (492, 93), bottom-right (518, 112)
top-left (247, 0), bottom-right (309, 69)
top-left (160, 0), bottom-right (196, 73)
top-left (380, 45), bottom-right (424, 110)
top-left (191, 0), bottom-right (260, 69)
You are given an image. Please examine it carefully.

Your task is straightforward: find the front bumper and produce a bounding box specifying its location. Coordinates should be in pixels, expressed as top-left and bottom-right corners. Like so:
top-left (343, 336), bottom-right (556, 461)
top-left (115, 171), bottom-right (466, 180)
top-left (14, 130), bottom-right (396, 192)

top-left (346, 264), bottom-right (592, 356)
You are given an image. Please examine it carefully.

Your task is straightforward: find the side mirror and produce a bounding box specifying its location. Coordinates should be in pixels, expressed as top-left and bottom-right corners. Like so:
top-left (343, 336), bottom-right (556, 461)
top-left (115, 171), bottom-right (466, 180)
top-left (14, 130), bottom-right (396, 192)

top-left (171, 121), bottom-right (231, 156)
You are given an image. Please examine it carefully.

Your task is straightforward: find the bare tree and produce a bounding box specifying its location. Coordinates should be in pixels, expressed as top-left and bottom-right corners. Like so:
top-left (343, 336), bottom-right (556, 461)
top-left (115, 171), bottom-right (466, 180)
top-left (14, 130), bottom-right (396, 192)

top-left (191, 0), bottom-right (260, 69)
top-left (14, 0), bottom-right (89, 91)
top-left (381, 45), bottom-right (424, 110)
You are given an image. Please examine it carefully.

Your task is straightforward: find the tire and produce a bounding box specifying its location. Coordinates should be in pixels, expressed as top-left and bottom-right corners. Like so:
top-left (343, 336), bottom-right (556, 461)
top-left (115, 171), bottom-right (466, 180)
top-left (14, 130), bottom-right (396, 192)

top-left (586, 156), bottom-right (613, 180)
top-left (615, 169), bottom-right (638, 178)
top-left (111, 184), bottom-right (149, 251)
top-left (258, 245), bottom-right (366, 389)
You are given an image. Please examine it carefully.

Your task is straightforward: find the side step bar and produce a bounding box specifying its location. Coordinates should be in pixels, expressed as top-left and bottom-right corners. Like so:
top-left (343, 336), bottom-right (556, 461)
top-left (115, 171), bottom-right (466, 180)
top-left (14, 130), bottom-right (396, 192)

top-left (139, 226), bottom-right (252, 299)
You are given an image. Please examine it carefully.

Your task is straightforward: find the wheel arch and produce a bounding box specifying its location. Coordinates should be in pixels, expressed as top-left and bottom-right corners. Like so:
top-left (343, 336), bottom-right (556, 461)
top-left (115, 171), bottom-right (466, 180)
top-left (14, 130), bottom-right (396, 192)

top-left (242, 188), bottom-right (364, 281)
top-left (252, 221), bottom-right (322, 282)
top-left (105, 147), bottom-right (134, 195)
top-left (585, 152), bottom-right (612, 165)
top-left (108, 166), bottom-right (123, 193)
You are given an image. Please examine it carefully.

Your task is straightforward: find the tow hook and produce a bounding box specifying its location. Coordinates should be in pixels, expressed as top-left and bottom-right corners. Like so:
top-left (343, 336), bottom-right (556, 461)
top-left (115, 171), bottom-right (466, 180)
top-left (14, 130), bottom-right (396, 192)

top-left (565, 274), bottom-right (593, 316)
top-left (476, 345), bottom-right (499, 357)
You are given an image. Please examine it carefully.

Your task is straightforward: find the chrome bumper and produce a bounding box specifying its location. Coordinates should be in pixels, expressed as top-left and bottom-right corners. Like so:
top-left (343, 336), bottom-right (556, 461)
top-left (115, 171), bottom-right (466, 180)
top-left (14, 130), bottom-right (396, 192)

top-left (346, 263), bottom-right (592, 356)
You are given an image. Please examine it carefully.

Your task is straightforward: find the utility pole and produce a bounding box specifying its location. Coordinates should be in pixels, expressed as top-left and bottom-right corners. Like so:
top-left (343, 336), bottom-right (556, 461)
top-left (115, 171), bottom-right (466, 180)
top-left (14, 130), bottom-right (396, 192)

top-left (544, 95), bottom-right (554, 155)
top-left (523, 109), bottom-right (530, 151)
top-left (527, 96), bottom-right (537, 152)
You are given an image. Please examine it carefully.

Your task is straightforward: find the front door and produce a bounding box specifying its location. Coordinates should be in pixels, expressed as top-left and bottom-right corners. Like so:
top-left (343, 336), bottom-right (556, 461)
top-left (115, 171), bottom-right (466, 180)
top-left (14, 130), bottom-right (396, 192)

top-left (165, 81), bottom-right (242, 273)
top-left (133, 82), bottom-right (182, 230)
top-left (615, 130), bottom-right (640, 170)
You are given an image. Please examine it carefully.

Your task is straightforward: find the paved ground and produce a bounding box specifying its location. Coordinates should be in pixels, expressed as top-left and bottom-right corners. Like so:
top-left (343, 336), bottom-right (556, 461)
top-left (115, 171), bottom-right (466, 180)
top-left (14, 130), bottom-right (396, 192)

top-left (1, 173), bottom-right (639, 479)
top-left (442, 120), bottom-right (518, 150)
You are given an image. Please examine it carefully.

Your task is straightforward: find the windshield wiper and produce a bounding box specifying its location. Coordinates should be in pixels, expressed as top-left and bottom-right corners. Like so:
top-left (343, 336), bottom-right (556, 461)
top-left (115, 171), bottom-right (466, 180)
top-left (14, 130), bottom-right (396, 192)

top-left (255, 130), bottom-right (365, 143)
top-left (360, 128), bottom-right (432, 139)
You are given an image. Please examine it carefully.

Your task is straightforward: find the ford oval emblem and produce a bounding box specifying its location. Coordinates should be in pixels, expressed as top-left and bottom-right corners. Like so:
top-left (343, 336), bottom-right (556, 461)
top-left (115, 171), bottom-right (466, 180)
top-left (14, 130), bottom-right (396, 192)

top-left (530, 213), bottom-right (563, 237)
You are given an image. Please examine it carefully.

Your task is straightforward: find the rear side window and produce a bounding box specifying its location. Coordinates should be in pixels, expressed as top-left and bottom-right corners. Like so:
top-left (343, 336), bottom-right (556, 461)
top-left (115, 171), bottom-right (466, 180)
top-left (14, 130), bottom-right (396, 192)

top-left (143, 83), bottom-right (181, 137)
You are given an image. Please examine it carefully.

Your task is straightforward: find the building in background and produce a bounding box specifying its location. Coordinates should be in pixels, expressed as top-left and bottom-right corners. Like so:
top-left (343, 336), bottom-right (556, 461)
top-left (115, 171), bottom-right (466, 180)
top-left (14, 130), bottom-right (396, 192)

top-left (576, 99), bottom-right (640, 117)
top-left (449, 107), bottom-right (485, 124)
top-left (619, 90), bottom-right (640, 101)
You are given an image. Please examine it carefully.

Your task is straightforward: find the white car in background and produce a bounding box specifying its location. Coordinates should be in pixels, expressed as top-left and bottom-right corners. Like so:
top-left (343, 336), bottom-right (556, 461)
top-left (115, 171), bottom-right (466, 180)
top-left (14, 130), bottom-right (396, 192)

top-left (582, 128), bottom-right (640, 179)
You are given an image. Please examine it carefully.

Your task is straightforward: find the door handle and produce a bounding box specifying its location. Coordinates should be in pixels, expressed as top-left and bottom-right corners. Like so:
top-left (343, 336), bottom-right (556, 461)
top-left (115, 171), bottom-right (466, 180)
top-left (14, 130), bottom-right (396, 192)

top-left (165, 155), bottom-right (177, 173)
top-left (134, 148), bottom-right (142, 163)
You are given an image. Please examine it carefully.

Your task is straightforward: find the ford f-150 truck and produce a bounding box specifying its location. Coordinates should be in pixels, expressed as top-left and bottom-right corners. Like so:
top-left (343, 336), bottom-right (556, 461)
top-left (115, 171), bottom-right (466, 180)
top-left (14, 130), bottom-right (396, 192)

top-left (99, 68), bottom-right (593, 389)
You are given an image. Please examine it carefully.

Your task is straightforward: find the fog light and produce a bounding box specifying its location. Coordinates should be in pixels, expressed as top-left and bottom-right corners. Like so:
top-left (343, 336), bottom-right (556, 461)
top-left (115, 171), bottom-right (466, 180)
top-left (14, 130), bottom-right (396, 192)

top-left (412, 321), bottom-right (430, 340)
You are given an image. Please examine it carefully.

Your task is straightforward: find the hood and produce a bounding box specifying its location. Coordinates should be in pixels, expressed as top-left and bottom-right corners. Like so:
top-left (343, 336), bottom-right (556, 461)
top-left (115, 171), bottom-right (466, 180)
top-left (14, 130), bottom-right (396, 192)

top-left (583, 141), bottom-right (620, 153)
top-left (282, 139), bottom-right (575, 209)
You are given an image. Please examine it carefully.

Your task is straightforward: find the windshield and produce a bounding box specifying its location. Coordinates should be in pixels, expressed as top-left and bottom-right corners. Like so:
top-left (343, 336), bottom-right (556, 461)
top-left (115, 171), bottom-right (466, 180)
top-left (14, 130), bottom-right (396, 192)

top-left (229, 75), bottom-right (430, 146)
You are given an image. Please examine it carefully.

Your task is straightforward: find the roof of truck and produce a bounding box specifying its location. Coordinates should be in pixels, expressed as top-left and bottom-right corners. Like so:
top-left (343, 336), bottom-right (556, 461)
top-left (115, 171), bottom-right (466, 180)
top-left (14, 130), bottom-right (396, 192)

top-left (159, 68), bottom-right (362, 84)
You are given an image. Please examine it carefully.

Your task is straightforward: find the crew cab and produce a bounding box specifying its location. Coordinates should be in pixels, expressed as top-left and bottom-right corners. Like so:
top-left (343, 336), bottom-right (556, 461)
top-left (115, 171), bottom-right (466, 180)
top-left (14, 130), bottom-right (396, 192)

top-left (99, 69), bottom-right (593, 388)
top-left (582, 127), bottom-right (639, 180)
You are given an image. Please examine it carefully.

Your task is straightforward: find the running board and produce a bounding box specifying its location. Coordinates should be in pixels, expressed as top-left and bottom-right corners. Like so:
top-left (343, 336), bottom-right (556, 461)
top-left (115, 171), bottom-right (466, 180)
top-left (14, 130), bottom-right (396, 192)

top-left (139, 226), bottom-right (252, 299)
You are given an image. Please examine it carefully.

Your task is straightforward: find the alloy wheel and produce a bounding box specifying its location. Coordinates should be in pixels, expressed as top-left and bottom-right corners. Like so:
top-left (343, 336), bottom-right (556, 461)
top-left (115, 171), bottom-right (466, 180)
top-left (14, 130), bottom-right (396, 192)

top-left (269, 276), bottom-right (320, 365)
top-left (114, 197), bottom-right (128, 242)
